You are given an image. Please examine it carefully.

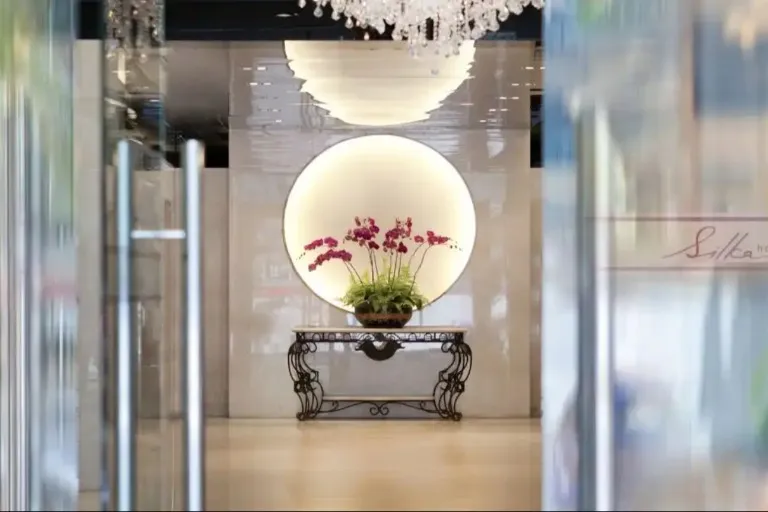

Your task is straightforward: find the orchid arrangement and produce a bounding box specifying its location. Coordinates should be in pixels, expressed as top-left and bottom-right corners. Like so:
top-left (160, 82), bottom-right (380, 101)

top-left (300, 216), bottom-right (458, 315)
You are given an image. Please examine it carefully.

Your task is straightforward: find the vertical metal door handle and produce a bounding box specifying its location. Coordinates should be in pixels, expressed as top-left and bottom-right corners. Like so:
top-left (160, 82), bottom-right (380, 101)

top-left (115, 140), bottom-right (136, 512)
top-left (591, 108), bottom-right (615, 512)
top-left (183, 140), bottom-right (205, 511)
top-left (112, 139), bottom-right (206, 511)
top-left (575, 109), bottom-right (615, 512)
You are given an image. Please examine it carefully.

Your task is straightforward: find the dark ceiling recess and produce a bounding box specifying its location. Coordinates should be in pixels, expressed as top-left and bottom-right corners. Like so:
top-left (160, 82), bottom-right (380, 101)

top-left (78, 0), bottom-right (542, 41)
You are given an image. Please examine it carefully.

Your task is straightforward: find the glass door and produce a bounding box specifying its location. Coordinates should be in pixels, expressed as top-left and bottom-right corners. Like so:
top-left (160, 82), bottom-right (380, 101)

top-left (102, 33), bottom-right (206, 511)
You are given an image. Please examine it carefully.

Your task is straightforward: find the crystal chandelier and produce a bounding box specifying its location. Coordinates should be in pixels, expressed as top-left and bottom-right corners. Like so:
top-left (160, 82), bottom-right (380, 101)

top-left (106, 0), bottom-right (164, 58)
top-left (298, 0), bottom-right (544, 57)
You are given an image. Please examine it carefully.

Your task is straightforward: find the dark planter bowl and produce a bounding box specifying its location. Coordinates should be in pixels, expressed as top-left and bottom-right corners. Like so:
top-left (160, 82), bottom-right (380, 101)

top-left (354, 307), bottom-right (413, 329)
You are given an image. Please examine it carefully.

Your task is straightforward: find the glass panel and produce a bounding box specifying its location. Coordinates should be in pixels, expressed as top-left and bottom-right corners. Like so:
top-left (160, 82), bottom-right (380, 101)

top-left (102, 14), bottom-right (183, 507)
top-left (0, 0), bottom-right (78, 509)
top-left (103, 168), bottom-right (184, 510)
top-left (544, 0), bottom-right (768, 510)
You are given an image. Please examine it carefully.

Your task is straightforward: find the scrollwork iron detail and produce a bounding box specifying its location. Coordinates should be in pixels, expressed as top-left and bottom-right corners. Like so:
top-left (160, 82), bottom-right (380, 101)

top-left (287, 339), bottom-right (324, 420)
top-left (434, 334), bottom-right (472, 420)
top-left (318, 399), bottom-right (442, 417)
top-left (288, 329), bottom-right (471, 421)
top-left (354, 332), bottom-right (404, 361)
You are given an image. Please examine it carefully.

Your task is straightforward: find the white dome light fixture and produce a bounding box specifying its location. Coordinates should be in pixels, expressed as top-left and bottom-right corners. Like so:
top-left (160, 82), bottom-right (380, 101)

top-left (284, 40), bottom-right (475, 127)
top-left (283, 134), bottom-right (476, 312)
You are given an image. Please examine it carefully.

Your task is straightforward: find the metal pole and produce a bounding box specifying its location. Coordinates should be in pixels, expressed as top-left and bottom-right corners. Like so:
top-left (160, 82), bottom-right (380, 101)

top-left (0, 78), bottom-right (10, 512)
top-left (12, 82), bottom-right (30, 512)
top-left (0, 77), bottom-right (27, 512)
top-left (115, 140), bottom-right (136, 511)
top-left (592, 107), bottom-right (615, 512)
top-left (182, 140), bottom-right (205, 511)
top-left (0, 79), bottom-right (32, 512)
top-left (575, 108), bottom-right (615, 511)
top-left (25, 87), bottom-right (44, 512)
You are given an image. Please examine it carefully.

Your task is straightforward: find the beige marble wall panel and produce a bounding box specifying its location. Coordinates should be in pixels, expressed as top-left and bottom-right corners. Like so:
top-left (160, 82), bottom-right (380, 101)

top-left (202, 171), bottom-right (230, 417)
top-left (74, 40), bottom-right (103, 492)
top-left (120, 170), bottom-right (230, 418)
top-left (103, 171), bottom-right (181, 421)
top-left (529, 168), bottom-right (543, 417)
top-left (227, 127), bottom-right (537, 418)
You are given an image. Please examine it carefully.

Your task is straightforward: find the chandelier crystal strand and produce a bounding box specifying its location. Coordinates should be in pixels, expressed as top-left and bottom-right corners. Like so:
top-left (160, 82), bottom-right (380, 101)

top-left (106, 0), bottom-right (163, 59)
top-left (305, 0), bottom-right (543, 57)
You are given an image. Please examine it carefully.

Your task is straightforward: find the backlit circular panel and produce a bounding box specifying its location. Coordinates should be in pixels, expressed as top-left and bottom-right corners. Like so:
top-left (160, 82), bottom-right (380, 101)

top-left (283, 134), bottom-right (476, 311)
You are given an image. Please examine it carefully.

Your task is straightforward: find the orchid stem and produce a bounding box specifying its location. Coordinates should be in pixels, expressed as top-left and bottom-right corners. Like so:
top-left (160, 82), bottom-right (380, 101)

top-left (345, 262), bottom-right (363, 283)
top-left (368, 249), bottom-right (378, 284)
top-left (407, 243), bottom-right (425, 268)
top-left (409, 245), bottom-right (432, 294)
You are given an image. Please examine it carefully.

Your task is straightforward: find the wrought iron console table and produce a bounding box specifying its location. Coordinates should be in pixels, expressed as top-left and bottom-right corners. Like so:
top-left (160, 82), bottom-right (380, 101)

top-left (288, 327), bottom-right (471, 421)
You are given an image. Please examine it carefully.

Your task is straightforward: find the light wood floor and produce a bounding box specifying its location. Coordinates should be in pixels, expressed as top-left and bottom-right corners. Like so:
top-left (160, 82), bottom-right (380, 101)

top-left (81, 419), bottom-right (542, 511)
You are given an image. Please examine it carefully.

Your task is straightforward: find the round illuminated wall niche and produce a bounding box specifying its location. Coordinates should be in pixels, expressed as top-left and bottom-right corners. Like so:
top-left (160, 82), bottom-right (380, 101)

top-left (283, 135), bottom-right (476, 312)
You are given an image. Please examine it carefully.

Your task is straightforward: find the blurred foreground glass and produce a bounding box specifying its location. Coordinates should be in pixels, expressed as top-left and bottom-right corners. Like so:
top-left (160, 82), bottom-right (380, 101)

top-left (101, 8), bottom-right (185, 507)
top-left (544, 0), bottom-right (768, 510)
top-left (0, 0), bottom-right (78, 510)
